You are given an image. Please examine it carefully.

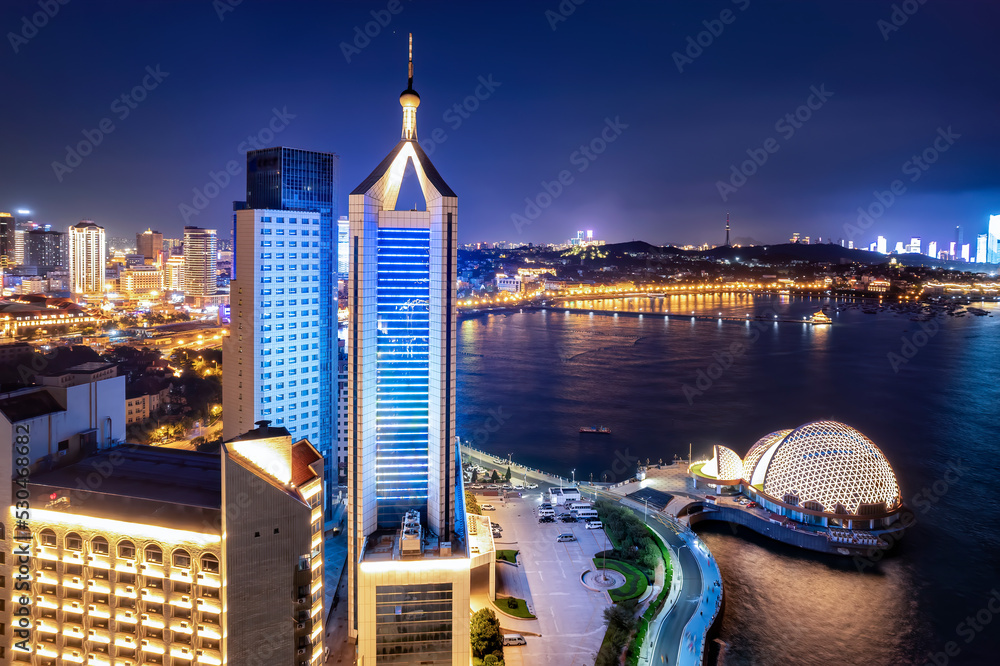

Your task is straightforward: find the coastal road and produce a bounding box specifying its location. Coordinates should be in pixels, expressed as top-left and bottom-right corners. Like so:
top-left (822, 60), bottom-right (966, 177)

top-left (584, 487), bottom-right (705, 666)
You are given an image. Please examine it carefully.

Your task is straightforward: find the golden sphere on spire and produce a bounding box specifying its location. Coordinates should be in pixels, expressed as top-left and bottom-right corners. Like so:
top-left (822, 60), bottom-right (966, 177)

top-left (399, 88), bottom-right (421, 109)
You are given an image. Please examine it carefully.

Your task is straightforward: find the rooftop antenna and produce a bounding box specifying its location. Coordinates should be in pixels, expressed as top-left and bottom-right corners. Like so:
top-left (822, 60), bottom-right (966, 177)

top-left (408, 32), bottom-right (413, 89)
top-left (726, 212), bottom-right (731, 247)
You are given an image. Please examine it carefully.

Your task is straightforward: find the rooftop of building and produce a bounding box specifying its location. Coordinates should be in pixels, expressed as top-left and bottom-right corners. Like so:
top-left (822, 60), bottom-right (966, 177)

top-left (29, 444), bottom-right (223, 510)
top-left (0, 387), bottom-right (65, 422)
top-left (38, 361), bottom-right (117, 377)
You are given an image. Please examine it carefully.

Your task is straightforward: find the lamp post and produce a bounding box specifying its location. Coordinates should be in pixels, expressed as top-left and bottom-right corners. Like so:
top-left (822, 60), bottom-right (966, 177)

top-left (571, 469), bottom-right (575, 485)
top-left (643, 498), bottom-right (649, 524)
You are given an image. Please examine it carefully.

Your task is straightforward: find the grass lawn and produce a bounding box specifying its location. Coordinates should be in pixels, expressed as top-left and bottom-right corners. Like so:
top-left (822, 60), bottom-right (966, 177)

top-left (493, 596), bottom-right (536, 619)
top-left (495, 549), bottom-right (519, 563)
top-left (593, 558), bottom-right (649, 602)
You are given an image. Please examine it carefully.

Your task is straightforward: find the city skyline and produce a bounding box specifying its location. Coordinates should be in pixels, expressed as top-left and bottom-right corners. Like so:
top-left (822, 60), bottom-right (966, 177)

top-left (2, 2), bottom-right (998, 246)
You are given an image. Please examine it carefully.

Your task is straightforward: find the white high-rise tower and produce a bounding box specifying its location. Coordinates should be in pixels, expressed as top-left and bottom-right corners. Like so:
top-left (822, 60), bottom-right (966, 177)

top-left (67, 221), bottom-right (106, 295)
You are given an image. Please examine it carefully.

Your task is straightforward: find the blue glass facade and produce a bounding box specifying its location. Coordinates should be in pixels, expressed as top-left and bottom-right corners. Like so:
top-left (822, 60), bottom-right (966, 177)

top-left (246, 147), bottom-right (339, 513)
top-left (376, 228), bottom-right (430, 527)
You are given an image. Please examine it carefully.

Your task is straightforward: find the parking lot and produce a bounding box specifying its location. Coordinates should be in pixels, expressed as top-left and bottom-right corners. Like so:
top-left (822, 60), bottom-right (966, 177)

top-left (477, 493), bottom-right (612, 666)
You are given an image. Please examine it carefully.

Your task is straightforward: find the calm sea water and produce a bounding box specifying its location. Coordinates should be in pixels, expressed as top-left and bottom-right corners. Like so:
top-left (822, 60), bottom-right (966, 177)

top-left (456, 295), bottom-right (1000, 666)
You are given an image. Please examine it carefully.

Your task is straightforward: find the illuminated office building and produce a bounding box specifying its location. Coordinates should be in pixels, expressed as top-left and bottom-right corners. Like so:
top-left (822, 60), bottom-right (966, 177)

top-left (988, 214), bottom-right (1000, 264)
top-left (137, 229), bottom-right (164, 264)
top-left (976, 234), bottom-right (988, 263)
top-left (68, 221), bottom-right (106, 296)
top-left (182, 226), bottom-right (218, 298)
top-left (226, 146), bottom-right (338, 512)
top-left (927, 241), bottom-right (937, 258)
top-left (347, 36), bottom-right (475, 664)
top-left (338, 215), bottom-right (349, 277)
top-left (876, 236), bottom-right (887, 254)
top-left (6, 422), bottom-right (325, 666)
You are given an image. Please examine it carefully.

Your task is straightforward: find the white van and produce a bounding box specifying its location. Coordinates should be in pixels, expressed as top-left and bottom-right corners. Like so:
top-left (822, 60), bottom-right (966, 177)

top-left (503, 634), bottom-right (526, 646)
top-left (538, 508), bottom-right (556, 518)
top-left (569, 501), bottom-right (592, 511)
top-left (572, 508), bottom-right (599, 520)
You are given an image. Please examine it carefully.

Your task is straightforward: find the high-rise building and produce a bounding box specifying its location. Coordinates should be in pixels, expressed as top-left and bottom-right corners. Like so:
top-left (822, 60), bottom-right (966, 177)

top-left (975, 233), bottom-right (988, 263)
top-left (183, 226), bottom-right (218, 297)
top-left (14, 228), bottom-right (25, 265)
top-left (136, 228), bottom-right (164, 264)
top-left (961, 243), bottom-right (971, 261)
top-left (68, 221), bottom-right (107, 295)
top-left (347, 36), bottom-right (474, 664)
top-left (949, 241), bottom-right (957, 259)
top-left (988, 214), bottom-right (1000, 264)
top-left (224, 209), bottom-right (325, 452)
top-left (907, 237), bottom-right (921, 254)
top-left (927, 241), bottom-right (937, 258)
top-left (25, 229), bottom-right (67, 273)
top-left (894, 241), bottom-right (905, 254)
top-left (5, 419), bottom-right (325, 665)
top-left (0, 212), bottom-right (15, 267)
top-left (163, 254), bottom-right (185, 291)
top-left (337, 215), bottom-right (349, 277)
top-left (239, 146), bottom-right (339, 512)
top-left (876, 236), bottom-right (888, 254)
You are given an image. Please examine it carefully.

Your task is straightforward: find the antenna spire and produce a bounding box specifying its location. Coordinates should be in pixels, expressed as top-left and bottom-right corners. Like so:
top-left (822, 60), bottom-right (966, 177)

top-left (725, 212), bottom-right (731, 247)
top-left (399, 34), bottom-right (421, 140)
top-left (408, 33), bottom-right (413, 89)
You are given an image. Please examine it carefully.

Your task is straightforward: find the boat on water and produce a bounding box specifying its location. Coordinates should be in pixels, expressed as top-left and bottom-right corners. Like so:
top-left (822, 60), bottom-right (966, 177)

top-left (580, 425), bottom-right (611, 434)
top-left (810, 311), bottom-right (832, 325)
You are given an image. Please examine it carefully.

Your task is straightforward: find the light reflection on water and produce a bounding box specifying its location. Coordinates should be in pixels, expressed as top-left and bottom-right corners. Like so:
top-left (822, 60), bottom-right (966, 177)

top-left (457, 295), bottom-right (1000, 665)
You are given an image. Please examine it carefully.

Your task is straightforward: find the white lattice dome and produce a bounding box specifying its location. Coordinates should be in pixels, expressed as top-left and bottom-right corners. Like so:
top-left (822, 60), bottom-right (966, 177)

top-left (742, 429), bottom-right (792, 486)
top-left (754, 421), bottom-right (901, 516)
top-left (699, 444), bottom-right (744, 483)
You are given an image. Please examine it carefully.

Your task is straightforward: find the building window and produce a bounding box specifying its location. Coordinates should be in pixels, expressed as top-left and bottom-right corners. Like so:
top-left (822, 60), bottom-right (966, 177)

top-left (92, 537), bottom-right (110, 555)
top-left (119, 540), bottom-right (136, 559)
top-left (145, 545), bottom-right (163, 564)
top-left (173, 549), bottom-right (191, 568)
top-left (39, 529), bottom-right (57, 547)
top-left (201, 554), bottom-right (220, 573)
top-left (66, 532), bottom-right (83, 551)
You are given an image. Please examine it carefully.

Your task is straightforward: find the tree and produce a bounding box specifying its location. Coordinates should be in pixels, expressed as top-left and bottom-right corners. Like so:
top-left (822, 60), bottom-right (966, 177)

top-left (504, 466), bottom-right (511, 482)
top-left (465, 492), bottom-right (481, 516)
top-left (470, 469), bottom-right (479, 484)
top-left (470, 608), bottom-right (503, 659)
top-left (490, 470), bottom-right (501, 484)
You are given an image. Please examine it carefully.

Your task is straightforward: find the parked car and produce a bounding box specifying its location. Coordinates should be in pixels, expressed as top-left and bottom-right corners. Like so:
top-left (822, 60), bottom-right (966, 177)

top-left (747, 501), bottom-right (758, 508)
top-left (538, 516), bottom-right (555, 523)
top-left (481, 504), bottom-right (495, 511)
top-left (560, 514), bottom-right (577, 523)
top-left (502, 634), bottom-right (527, 646)
top-left (556, 533), bottom-right (577, 542)
top-left (525, 483), bottom-right (538, 489)
top-left (585, 520), bottom-right (603, 530)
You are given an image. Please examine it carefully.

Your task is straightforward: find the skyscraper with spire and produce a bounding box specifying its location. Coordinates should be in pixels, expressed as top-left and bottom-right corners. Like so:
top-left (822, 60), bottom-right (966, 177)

top-left (347, 36), bottom-right (474, 664)
top-left (725, 212), bottom-right (731, 246)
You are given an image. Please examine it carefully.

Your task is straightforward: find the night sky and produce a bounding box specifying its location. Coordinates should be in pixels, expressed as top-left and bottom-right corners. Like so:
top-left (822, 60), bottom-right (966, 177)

top-left (2, 0), bottom-right (998, 248)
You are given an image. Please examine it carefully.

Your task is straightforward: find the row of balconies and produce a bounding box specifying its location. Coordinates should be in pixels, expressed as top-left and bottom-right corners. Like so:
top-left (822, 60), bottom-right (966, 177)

top-left (23, 642), bottom-right (223, 665)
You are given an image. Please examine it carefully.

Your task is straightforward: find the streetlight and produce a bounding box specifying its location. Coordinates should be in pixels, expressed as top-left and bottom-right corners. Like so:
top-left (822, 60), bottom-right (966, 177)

top-left (571, 469), bottom-right (575, 485)
top-left (643, 498), bottom-right (649, 523)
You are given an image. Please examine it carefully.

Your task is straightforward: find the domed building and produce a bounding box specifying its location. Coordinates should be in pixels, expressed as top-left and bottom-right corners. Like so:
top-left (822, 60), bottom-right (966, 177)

top-left (742, 421), bottom-right (903, 530)
top-left (689, 444), bottom-right (744, 486)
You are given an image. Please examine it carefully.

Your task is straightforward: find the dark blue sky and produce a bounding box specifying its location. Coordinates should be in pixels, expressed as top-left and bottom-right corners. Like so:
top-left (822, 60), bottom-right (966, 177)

top-left (2, 0), bottom-right (998, 248)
